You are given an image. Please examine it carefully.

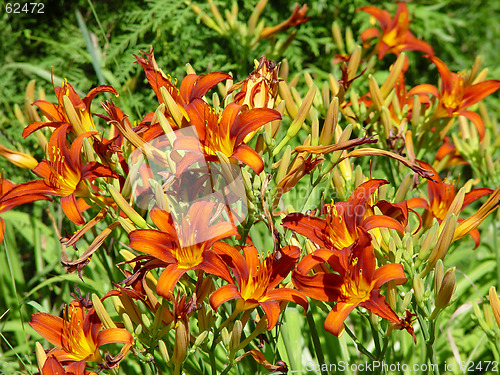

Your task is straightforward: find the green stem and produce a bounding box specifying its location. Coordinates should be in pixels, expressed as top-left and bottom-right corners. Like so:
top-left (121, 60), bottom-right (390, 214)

top-left (306, 310), bottom-right (327, 375)
top-left (344, 325), bottom-right (376, 360)
top-left (417, 309), bottom-right (440, 375)
top-left (370, 320), bottom-right (382, 357)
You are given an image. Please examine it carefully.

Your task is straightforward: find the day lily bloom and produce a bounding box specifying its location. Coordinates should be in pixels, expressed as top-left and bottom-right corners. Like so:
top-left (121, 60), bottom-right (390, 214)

top-left (29, 300), bottom-right (134, 375)
top-left (407, 161), bottom-right (492, 247)
top-left (408, 56), bottom-right (500, 140)
top-left (210, 244), bottom-right (308, 330)
top-left (173, 98), bottom-right (281, 174)
top-left (435, 136), bottom-right (467, 167)
top-left (135, 47), bottom-right (231, 134)
top-left (292, 232), bottom-right (413, 338)
top-left (23, 80), bottom-right (117, 138)
top-left (0, 178), bottom-right (52, 242)
top-left (32, 124), bottom-right (117, 225)
top-left (357, 3), bottom-right (434, 59)
top-left (127, 202), bottom-right (236, 299)
top-left (283, 179), bottom-right (409, 260)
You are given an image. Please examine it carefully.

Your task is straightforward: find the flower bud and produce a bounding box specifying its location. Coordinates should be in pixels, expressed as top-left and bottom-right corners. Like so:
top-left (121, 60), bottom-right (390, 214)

top-left (160, 86), bottom-right (186, 128)
top-left (433, 260), bottom-right (445, 298)
top-left (472, 302), bottom-right (490, 333)
top-left (173, 321), bottom-right (189, 368)
top-left (489, 286), bottom-right (500, 330)
top-left (319, 97), bottom-right (339, 146)
top-left (413, 276), bottom-right (425, 310)
top-left (158, 339), bottom-right (170, 364)
top-left (368, 75), bottom-right (383, 112)
top-left (347, 46), bottom-right (362, 82)
top-left (415, 222), bottom-right (439, 269)
top-left (421, 214), bottom-right (457, 277)
top-left (194, 330), bottom-right (209, 349)
top-left (380, 53), bottom-right (405, 98)
top-left (429, 267), bottom-right (455, 319)
top-left (108, 184), bottom-right (148, 229)
top-left (92, 293), bottom-right (117, 329)
top-left (221, 326), bottom-right (231, 349)
top-left (35, 341), bottom-right (47, 372)
top-left (229, 320), bottom-right (243, 358)
top-left (0, 144), bottom-right (38, 169)
top-left (331, 21), bottom-right (345, 53)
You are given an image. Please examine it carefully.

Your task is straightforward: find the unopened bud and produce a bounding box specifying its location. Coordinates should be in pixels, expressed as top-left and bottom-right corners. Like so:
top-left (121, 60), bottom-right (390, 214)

top-left (422, 214), bottom-right (457, 277)
top-left (35, 341), bottom-right (47, 372)
top-left (229, 320), bottom-right (243, 357)
top-left (472, 302), bottom-right (490, 333)
top-left (160, 86), bottom-right (186, 128)
top-left (489, 286), bottom-right (500, 330)
top-left (121, 313), bottom-right (134, 334)
top-left (483, 302), bottom-right (495, 330)
top-left (413, 276), bottom-right (425, 310)
top-left (395, 173), bottom-right (412, 202)
top-left (319, 97), bottom-right (338, 146)
top-left (429, 267), bottom-right (455, 319)
top-left (347, 46), bottom-right (361, 82)
top-left (0, 145), bottom-right (38, 169)
top-left (194, 330), bottom-right (209, 349)
top-left (433, 260), bottom-right (445, 298)
top-left (331, 21), bottom-right (345, 53)
top-left (401, 291), bottom-right (413, 311)
top-left (415, 222), bottom-right (439, 269)
top-left (368, 75), bottom-right (383, 112)
top-left (173, 321), bottom-right (189, 367)
top-left (221, 327), bottom-right (231, 349)
top-left (108, 184), bottom-right (148, 229)
top-left (380, 53), bottom-right (405, 98)
top-left (158, 339), bottom-right (170, 364)
top-left (92, 294), bottom-right (116, 329)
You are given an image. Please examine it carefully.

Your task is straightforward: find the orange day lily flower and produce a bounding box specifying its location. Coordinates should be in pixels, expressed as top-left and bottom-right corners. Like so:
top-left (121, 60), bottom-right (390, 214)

top-left (127, 201), bottom-right (236, 299)
top-left (23, 80), bottom-right (118, 138)
top-left (210, 244), bottom-right (308, 330)
top-left (29, 300), bottom-right (133, 375)
top-left (282, 179), bottom-right (409, 262)
top-left (134, 47), bottom-right (231, 139)
top-left (357, 3), bottom-right (434, 60)
top-left (31, 124), bottom-right (117, 225)
top-left (0, 178), bottom-right (52, 242)
top-left (173, 98), bottom-right (281, 174)
top-left (408, 55), bottom-right (500, 140)
top-left (407, 161), bottom-right (493, 247)
top-left (407, 161), bottom-right (492, 247)
top-left (135, 48), bottom-right (231, 110)
top-left (292, 232), bottom-right (413, 339)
